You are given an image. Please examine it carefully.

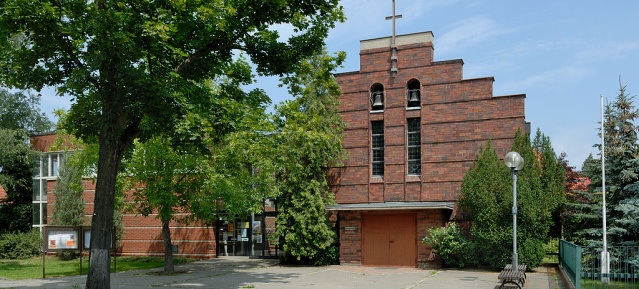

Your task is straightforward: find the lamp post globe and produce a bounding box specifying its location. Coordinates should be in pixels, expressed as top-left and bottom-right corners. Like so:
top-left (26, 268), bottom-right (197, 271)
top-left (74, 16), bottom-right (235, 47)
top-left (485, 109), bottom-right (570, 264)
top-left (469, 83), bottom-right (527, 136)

top-left (504, 151), bottom-right (523, 272)
top-left (504, 151), bottom-right (524, 171)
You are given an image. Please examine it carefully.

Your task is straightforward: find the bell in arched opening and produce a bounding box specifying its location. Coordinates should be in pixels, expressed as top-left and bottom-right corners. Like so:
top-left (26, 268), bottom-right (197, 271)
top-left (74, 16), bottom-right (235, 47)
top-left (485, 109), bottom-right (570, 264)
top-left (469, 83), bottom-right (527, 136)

top-left (371, 92), bottom-right (383, 107)
top-left (408, 90), bottom-right (420, 102)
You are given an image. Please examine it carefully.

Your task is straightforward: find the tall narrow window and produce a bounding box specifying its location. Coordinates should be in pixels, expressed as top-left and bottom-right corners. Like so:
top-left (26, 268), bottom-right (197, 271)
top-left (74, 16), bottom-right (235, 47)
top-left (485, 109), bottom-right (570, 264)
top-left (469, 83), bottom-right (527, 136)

top-left (371, 121), bottom-right (384, 177)
top-left (407, 118), bottom-right (421, 175)
top-left (32, 152), bottom-right (63, 230)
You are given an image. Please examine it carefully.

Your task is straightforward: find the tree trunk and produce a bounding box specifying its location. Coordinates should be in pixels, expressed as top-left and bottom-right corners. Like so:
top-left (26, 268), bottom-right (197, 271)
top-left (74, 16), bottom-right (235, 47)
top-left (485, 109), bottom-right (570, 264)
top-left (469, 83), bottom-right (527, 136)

top-left (162, 220), bottom-right (175, 274)
top-left (85, 132), bottom-right (129, 289)
top-left (85, 97), bottom-right (137, 289)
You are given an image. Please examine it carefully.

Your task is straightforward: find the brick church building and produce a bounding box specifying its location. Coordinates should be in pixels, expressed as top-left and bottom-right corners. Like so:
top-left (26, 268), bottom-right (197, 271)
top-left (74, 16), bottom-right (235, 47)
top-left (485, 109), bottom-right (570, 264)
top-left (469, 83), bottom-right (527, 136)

top-left (27, 30), bottom-right (527, 266)
top-left (327, 31), bottom-right (527, 268)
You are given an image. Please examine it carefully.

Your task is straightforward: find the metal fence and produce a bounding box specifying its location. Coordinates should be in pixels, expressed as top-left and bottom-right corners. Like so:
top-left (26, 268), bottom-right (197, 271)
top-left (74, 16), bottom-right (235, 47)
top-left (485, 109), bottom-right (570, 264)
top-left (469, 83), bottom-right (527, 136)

top-left (560, 240), bottom-right (582, 289)
top-left (559, 240), bottom-right (639, 289)
top-left (581, 245), bottom-right (638, 289)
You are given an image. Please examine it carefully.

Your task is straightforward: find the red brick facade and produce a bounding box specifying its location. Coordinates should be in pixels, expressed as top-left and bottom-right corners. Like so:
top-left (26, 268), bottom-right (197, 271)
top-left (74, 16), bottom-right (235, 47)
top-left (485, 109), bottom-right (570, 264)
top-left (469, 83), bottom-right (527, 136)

top-left (30, 131), bottom-right (278, 259)
top-left (329, 31), bottom-right (527, 268)
top-left (30, 133), bottom-right (218, 259)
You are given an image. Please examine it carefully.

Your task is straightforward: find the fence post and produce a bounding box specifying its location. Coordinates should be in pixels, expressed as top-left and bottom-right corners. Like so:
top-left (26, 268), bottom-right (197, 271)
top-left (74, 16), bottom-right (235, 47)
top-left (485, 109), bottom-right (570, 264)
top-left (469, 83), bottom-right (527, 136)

top-left (575, 244), bottom-right (581, 289)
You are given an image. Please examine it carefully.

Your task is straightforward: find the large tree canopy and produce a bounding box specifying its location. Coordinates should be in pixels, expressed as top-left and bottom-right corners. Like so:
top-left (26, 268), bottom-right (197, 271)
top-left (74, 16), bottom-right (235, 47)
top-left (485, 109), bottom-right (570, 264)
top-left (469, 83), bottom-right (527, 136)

top-left (1, 1), bottom-right (344, 288)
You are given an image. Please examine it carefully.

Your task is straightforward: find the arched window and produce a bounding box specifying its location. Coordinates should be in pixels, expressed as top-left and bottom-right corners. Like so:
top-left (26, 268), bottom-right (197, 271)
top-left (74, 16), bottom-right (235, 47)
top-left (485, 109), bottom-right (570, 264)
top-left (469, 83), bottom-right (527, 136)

top-left (370, 83), bottom-right (384, 111)
top-left (407, 79), bottom-right (421, 108)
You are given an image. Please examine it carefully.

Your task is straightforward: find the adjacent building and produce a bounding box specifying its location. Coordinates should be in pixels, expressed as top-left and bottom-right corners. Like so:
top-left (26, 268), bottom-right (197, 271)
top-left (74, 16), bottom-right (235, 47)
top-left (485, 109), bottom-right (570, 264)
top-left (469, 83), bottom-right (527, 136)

top-left (30, 133), bottom-right (218, 258)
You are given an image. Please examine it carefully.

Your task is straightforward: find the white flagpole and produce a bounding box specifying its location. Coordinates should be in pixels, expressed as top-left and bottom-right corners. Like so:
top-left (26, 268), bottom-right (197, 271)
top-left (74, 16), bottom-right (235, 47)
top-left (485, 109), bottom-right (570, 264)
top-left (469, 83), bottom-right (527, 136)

top-left (601, 94), bottom-right (610, 284)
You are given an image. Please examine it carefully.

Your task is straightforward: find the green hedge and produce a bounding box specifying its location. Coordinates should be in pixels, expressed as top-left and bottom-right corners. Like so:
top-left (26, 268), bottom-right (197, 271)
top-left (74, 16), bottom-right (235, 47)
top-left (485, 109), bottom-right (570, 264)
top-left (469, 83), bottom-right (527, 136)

top-left (0, 229), bottom-right (42, 259)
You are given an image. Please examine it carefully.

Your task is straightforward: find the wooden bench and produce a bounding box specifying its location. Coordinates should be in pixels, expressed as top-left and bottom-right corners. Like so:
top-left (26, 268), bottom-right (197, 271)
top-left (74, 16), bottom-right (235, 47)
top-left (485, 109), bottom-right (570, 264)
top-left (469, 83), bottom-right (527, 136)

top-left (498, 264), bottom-right (527, 289)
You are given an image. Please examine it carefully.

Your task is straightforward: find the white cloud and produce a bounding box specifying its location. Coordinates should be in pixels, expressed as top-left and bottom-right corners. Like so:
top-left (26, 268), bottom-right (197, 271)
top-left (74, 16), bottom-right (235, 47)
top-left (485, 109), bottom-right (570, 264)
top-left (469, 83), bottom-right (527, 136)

top-left (496, 65), bottom-right (592, 94)
top-left (436, 15), bottom-right (514, 56)
top-left (573, 40), bottom-right (639, 64)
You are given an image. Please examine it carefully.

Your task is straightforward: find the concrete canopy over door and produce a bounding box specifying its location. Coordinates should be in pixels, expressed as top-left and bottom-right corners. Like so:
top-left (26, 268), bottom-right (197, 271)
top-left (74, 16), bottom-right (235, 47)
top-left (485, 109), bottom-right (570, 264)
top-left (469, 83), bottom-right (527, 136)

top-left (362, 213), bottom-right (416, 267)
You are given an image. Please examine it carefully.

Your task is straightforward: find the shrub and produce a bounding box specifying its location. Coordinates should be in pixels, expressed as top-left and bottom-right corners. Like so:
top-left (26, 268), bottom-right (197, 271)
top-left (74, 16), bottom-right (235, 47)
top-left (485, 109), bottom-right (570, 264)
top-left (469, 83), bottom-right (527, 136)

top-left (311, 244), bottom-right (339, 266)
top-left (279, 245), bottom-right (340, 266)
top-left (0, 229), bottom-right (42, 259)
top-left (472, 228), bottom-right (512, 269)
top-left (519, 238), bottom-right (545, 267)
top-left (422, 223), bottom-right (476, 268)
top-left (56, 250), bottom-right (80, 261)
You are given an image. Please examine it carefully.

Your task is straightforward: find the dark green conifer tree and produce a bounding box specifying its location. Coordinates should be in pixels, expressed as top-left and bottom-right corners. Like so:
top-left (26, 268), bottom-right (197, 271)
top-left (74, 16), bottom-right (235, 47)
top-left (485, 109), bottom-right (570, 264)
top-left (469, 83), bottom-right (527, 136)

top-left (563, 154), bottom-right (604, 246)
top-left (51, 155), bottom-right (85, 227)
top-left (460, 129), bottom-right (564, 269)
top-left (274, 50), bottom-right (346, 262)
top-left (586, 81), bottom-right (639, 245)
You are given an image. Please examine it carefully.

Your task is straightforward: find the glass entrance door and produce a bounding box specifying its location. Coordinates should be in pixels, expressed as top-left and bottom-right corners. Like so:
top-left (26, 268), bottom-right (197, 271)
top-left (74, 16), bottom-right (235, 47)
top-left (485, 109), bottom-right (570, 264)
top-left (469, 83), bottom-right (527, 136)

top-left (218, 218), bottom-right (251, 256)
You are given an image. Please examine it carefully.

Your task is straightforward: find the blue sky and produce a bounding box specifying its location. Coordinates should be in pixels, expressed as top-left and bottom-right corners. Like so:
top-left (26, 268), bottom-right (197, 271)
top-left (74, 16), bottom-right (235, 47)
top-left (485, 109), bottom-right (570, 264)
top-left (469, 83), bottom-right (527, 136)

top-left (38, 0), bottom-right (639, 170)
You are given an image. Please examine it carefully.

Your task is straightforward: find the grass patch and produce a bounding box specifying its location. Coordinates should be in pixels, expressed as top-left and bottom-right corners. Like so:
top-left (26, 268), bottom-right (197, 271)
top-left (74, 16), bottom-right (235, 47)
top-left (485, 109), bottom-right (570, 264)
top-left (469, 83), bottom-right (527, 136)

top-left (582, 278), bottom-right (638, 289)
top-left (0, 256), bottom-right (192, 280)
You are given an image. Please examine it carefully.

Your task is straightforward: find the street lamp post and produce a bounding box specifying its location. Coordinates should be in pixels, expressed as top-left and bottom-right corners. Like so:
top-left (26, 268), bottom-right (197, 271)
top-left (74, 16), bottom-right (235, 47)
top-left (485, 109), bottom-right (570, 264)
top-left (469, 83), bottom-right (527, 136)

top-left (504, 151), bottom-right (524, 272)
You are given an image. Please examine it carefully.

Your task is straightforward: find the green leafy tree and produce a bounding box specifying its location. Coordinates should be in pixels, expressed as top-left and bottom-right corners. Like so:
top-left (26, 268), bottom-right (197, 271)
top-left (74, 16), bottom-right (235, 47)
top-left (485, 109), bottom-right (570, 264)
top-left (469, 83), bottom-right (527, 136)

top-left (126, 79), bottom-right (280, 273)
top-left (1, 1), bottom-right (344, 287)
top-left (273, 49), bottom-right (346, 261)
top-left (127, 137), bottom-right (207, 274)
top-left (51, 154), bottom-right (85, 227)
top-left (0, 129), bottom-right (38, 234)
top-left (189, 76), bottom-right (281, 224)
top-left (197, 131), bottom-right (279, 223)
top-left (0, 89), bottom-right (53, 234)
top-left (0, 89), bottom-right (54, 134)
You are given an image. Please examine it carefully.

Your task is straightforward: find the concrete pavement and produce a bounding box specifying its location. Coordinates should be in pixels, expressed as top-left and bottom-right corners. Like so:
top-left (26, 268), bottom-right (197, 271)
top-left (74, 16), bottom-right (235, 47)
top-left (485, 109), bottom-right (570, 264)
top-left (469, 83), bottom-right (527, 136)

top-left (0, 257), bottom-right (562, 289)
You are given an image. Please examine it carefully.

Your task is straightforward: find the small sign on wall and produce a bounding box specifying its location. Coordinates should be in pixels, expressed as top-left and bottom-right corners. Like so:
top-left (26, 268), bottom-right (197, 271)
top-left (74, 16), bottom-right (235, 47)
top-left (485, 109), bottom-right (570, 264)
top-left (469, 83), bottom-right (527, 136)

top-left (344, 226), bottom-right (357, 231)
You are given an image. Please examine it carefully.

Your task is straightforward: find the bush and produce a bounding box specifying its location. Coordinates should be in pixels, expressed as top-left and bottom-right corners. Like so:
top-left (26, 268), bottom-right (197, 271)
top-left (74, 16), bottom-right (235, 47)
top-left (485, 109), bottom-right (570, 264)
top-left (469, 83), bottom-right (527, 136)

top-left (56, 250), bottom-right (80, 261)
top-left (311, 244), bottom-right (339, 266)
top-left (472, 228), bottom-right (512, 269)
top-left (0, 229), bottom-right (42, 259)
top-left (519, 238), bottom-right (545, 268)
top-left (422, 223), bottom-right (476, 268)
top-left (278, 245), bottom-right (340, 266)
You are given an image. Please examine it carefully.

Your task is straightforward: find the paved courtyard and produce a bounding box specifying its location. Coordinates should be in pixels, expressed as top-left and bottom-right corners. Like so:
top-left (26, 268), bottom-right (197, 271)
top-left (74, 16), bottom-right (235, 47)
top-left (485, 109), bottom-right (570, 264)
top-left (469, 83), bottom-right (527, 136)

top-left (0, 257), bottom-right (565, 289)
